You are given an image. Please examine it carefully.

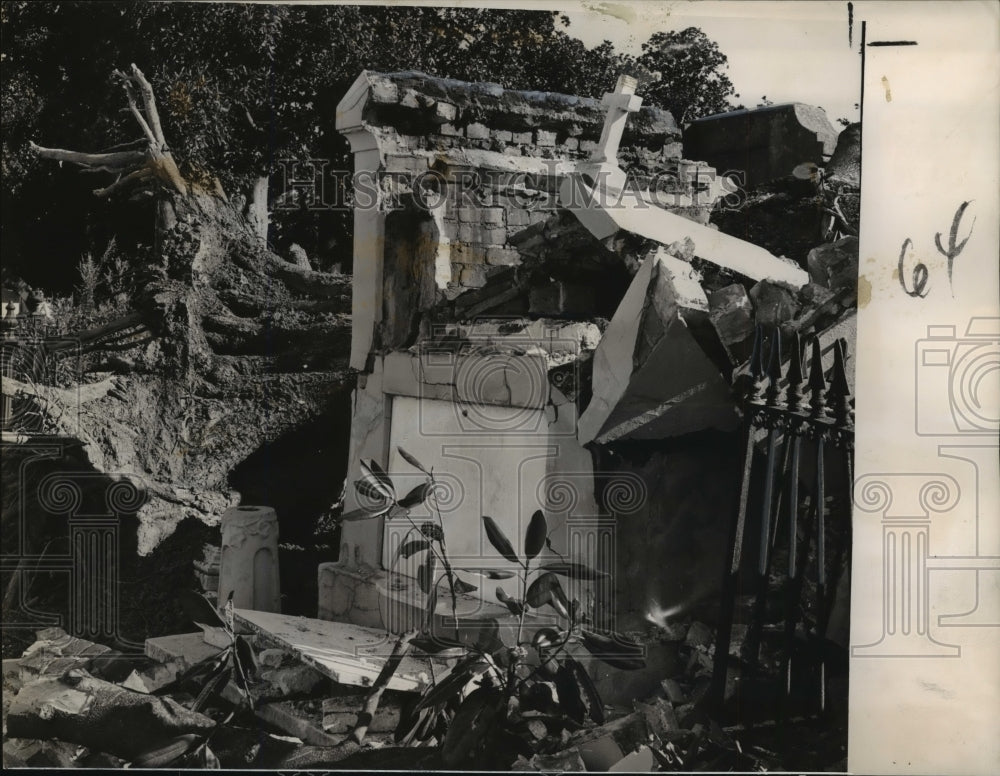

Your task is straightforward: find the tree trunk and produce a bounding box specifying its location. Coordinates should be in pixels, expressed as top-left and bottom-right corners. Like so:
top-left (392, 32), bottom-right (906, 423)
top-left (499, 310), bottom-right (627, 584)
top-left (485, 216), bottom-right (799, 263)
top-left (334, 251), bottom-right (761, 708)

top-left (19, 64), bottom-right (354, 553)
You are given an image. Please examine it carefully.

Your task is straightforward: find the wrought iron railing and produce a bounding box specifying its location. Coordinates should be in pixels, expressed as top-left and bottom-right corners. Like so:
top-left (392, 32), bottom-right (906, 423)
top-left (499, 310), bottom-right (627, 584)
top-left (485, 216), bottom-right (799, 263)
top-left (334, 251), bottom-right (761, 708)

top-left (710, 324), bottom-right (855, 715)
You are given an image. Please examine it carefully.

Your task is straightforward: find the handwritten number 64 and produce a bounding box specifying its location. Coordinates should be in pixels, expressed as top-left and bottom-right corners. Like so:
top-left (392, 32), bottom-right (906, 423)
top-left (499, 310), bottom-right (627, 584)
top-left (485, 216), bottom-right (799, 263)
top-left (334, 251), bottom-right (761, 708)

top-left (898, 201), bottom-right (975, 298)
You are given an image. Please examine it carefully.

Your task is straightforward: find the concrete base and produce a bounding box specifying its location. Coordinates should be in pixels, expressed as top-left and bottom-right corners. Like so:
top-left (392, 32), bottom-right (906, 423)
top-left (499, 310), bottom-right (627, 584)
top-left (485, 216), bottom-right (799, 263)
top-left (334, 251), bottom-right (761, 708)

top-left (318, 561), bottom-right (564, 650)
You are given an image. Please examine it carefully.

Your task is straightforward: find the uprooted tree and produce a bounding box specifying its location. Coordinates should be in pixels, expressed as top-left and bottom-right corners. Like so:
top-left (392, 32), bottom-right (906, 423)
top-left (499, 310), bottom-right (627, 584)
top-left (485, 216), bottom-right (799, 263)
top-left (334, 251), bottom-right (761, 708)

top-left (7, 65), bottom-right (353, 549)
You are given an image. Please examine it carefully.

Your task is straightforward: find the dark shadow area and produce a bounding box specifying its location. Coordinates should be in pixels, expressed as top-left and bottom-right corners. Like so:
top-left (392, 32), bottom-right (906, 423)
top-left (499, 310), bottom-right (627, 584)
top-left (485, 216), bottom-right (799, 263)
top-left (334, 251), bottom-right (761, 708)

top-left (228, 397), bottom-right (352, 617)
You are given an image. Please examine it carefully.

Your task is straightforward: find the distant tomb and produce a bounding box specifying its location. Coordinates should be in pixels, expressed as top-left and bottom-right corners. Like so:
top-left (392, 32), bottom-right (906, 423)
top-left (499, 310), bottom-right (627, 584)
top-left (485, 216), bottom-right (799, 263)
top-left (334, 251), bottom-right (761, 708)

top-left (683, 103), bottom-right (839, 188)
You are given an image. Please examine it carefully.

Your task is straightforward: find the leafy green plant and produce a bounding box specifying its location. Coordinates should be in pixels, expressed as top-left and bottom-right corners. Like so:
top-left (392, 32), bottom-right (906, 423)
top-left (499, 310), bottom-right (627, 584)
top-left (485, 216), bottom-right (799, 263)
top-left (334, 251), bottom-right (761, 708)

top-left (348, 448), bottom-right (647, 768)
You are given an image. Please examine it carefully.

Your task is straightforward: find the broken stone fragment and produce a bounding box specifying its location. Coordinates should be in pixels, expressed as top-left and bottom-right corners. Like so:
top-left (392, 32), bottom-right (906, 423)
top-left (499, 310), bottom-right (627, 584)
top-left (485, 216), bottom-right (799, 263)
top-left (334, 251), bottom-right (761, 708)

top-left (661, 677), bottom-right (687, 705)
top-left (258, 663), bottom-right (326, 699)
top-left (6, 669), bottom-right (215, 760)
top-left (322, 693), bottom-right (401, 735)
top-left (120, 663), bottom-right (179, 694)
top-left (684, 621), bottom-right (714, 649)
top-left (16, 627), bottom-right (114, 685)
top-left (258, 648), bottom-right (288, 669)
top-left (806, 236), bottom-right (859, 292)
top-left (579, 246), bottom-right (737, 444)
top-left (748, 278), bottom-right (802, 327)
top-left (708, 283), bottom-right (755, 366)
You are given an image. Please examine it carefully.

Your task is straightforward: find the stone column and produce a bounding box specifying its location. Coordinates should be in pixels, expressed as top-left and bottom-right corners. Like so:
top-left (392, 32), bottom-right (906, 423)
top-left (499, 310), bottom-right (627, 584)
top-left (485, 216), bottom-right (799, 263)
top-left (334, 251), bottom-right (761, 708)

top-left (218, 506), bottom-right (281, 612)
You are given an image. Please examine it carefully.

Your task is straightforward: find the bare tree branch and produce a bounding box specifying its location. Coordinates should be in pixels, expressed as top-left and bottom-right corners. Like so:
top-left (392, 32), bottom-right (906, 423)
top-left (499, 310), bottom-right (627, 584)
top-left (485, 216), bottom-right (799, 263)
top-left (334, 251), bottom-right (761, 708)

top-left (94, 166), bottom-right (155, 198)
top-left (115, 71), bottom-right (158, 147)
top-left (28, 141), bottom-right (145, 170)
top-left (130, 64), bottom-right (168, 147)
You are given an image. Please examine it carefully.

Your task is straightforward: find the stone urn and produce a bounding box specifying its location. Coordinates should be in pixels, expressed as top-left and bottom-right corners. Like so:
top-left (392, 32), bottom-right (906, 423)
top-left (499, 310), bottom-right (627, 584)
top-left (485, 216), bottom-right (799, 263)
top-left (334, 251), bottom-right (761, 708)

top-left (218, 505), bottom-right (281, 612)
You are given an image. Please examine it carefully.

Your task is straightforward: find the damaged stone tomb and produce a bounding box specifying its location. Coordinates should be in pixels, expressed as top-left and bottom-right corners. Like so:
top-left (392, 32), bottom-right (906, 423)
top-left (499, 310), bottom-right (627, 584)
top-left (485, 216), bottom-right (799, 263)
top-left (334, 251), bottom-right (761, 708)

top-left (2, 59), bottom-right (859, 771)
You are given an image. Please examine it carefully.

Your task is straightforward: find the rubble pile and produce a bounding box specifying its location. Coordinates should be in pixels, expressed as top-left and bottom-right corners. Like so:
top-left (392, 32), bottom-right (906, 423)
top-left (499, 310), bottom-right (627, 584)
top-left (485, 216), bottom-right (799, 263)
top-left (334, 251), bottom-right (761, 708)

top-left (2, 607), bottom-right (847, 770)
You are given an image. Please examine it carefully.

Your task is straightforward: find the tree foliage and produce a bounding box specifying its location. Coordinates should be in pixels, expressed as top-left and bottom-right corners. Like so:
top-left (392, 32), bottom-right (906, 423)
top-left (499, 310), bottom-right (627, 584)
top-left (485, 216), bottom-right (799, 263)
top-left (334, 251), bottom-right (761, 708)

top-left (637, 26), bottom-right (737, 125)
top-left (2, 4), bottom-right (741, 290)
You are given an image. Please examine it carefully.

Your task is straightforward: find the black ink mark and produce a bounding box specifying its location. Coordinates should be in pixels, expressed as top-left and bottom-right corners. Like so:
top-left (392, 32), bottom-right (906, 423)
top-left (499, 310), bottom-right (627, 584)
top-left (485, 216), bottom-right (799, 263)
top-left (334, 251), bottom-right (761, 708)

top-left (898, 238), bottom-right (929, 298)
top-left (934, 201), bottom-right (975, 295)
top-left (848, 2), bottom-right (854, 48)
top-left (867, 41), bottom-right (919, 47)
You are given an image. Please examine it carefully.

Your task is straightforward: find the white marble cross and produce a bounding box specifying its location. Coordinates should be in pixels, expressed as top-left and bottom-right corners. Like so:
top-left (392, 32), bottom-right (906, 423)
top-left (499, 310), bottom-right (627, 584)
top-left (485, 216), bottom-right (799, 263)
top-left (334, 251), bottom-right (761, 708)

top-left (591, 74), bottom-right (643, 166)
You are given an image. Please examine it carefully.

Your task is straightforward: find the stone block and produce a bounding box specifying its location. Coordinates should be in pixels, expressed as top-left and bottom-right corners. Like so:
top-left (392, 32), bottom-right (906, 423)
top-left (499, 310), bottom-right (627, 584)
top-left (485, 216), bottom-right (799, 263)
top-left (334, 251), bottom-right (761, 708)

top-left (580, 139), bottom-right (599, 154)
top-left (466, 122), bottom-right (490, 139)
top-left (797, 281), bottom-right (836, 309)
top-left (661, 677), bottom-right (687, 704)
top-left (145, 632), bottom-right (224, 671)
top-left (708, 284), bottom-right (754, 346)
top-left (323, 694), bottom-right (401, 735)
top-left (120, 663), bottom-right (179, 694)
top-left (685, 620), bottom-right (713, 648)
top-left (807, 236), bottom-right (859, 292)
top-left (481, 207), bottom-right (506, 225)
top-left (684, 102), bottom-right (838, 187)
top-left (748, 279), bottom-right (801, 327)
top-left (439, 123), bottom-right (462, 137)
top-left (255, 699), bottom-right (340, 746)
top-left (399, 88), bottom-right (421, 109)
top-left (663, 141), bottom-right (684, 157)
top-left (492, 129), bottom-right (513, 143)
top-left (258, 648), bottom-right (287, 669)
top-left (507, 208), bottom-right (532, 227)
top-left (459, 264), bottom-right (489, 288)
top-left (564, 138), bottom-right (579, 151)
top-left (502, 145), bottom-right (523, 156)
top-left (457, 206), bottom-right (479, 223)
top-left (512, 131), bottom-right (532, 145)
top-left (371, 80), bottom-right (399, 103)
top-left (259, 663), bottom-right (326, 698)
top-left (485, 246), bottom-right (521, 266)
top-left (434, 100), bottom-right (457, 123)
top-left (535, 129), bottom-right (557, 146)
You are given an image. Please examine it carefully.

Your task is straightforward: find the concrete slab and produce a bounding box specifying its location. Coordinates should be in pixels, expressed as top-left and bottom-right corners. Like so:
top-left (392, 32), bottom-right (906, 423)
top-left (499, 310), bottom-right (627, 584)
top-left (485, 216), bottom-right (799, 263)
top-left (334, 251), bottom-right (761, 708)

top-left (234, 609), bottom-right (451, 693)
top-left (144, 632), bottom-right (225, 670)
top-left (560, 174), bottom-right (809, 287)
